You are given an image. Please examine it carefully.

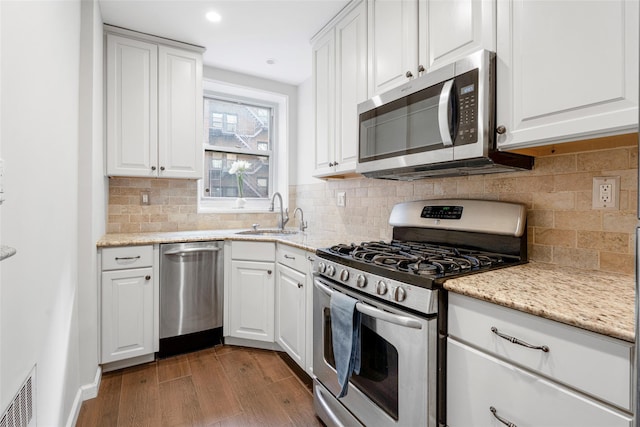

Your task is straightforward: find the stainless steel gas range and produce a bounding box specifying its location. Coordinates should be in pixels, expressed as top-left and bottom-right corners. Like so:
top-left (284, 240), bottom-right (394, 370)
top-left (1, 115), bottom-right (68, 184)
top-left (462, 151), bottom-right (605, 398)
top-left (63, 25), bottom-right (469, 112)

top-left (312, 199), bottom-right (528, 427)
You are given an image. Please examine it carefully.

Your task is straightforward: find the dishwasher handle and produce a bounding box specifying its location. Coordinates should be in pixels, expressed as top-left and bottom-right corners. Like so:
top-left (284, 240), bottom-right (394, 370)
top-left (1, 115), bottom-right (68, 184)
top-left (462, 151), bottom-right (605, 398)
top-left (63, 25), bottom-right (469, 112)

top-left (164, 247), bottom-right (221, 256)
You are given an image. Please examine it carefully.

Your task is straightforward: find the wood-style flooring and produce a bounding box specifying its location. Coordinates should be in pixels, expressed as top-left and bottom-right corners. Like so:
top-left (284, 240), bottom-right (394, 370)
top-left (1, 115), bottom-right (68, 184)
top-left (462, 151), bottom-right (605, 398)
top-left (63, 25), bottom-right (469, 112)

top-left (76, 345), bottom-right (324, 427)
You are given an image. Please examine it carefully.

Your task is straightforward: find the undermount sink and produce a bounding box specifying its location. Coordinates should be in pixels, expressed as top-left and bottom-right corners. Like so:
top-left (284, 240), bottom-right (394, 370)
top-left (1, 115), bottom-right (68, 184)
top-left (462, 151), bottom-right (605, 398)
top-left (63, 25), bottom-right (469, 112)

top-left (236, 229), bottom-right (300, 236)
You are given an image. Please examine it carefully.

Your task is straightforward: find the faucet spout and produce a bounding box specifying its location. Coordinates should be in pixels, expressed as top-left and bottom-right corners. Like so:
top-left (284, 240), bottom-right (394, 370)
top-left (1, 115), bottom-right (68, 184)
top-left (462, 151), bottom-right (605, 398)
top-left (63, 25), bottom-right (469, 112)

top-left (293, 207), bottom-right (307, 232)
top-left (270, 192), bottom-right (289, 230)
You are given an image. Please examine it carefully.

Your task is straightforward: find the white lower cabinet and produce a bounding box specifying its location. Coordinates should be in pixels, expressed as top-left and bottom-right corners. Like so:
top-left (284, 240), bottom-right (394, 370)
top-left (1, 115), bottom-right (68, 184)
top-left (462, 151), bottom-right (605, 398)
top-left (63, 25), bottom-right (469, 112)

top-left (228, 259), bottom-right (275, 342)
top-left (225, 241), bottom-right (276, 343)
top-left (275, 264), bottom-right (306, 366)
top-left (275, 244), bottom-right (314, 373)
top-left (447, 293), bottom-right (633, 426)
top-left (100, 245), bottom-right (158, 364)
top-left (447, 339), bottom-right (632, 427)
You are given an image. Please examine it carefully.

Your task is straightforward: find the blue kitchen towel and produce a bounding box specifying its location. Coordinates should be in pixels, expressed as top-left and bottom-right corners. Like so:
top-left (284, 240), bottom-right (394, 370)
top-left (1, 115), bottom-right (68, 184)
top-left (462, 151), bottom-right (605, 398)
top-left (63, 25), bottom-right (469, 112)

top-left (330, 291), bottom-right (361, 398)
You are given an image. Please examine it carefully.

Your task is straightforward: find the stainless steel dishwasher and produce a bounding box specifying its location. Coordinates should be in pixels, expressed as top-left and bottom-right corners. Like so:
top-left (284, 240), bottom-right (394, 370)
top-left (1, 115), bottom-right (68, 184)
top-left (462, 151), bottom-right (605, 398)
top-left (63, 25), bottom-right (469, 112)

top-left (159, 241), bottom-right (223, 357)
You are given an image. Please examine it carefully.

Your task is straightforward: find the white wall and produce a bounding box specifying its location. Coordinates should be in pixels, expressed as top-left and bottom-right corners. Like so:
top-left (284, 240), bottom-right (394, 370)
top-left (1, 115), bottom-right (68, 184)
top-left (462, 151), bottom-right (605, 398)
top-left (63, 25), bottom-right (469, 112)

top-left (0, 1), bottom-right (91, 425)
top-left (77, 0), bottom-right (105, 404)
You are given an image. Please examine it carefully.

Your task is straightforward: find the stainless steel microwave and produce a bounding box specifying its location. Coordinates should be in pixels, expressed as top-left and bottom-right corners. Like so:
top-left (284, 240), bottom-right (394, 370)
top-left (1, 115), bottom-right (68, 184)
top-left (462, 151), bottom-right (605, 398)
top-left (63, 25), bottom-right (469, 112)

top-left (356, 50), bottom-right (532, 180)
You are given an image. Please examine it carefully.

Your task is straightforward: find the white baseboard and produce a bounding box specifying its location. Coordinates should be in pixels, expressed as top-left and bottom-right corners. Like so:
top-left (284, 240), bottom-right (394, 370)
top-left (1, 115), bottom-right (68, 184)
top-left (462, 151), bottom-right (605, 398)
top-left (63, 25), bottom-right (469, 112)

top-left (65, 366), bottom-right (102, 427)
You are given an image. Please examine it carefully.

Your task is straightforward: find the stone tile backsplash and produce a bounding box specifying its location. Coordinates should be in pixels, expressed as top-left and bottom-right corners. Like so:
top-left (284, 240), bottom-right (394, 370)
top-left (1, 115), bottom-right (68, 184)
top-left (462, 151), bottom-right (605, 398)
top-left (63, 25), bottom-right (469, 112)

top-left (108, 144), bottom-right (638, 275)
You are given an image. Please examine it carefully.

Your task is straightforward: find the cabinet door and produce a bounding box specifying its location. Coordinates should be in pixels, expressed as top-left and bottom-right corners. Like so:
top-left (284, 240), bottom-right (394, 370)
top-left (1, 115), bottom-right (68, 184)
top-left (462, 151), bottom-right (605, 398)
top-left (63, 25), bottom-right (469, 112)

top-left (101, 267), bottom-right (154, 363)
top-left (447, 339), bottom-right (633, 427)
top-left (496, 0), bottom-right (638, 150)
top-left (313, 29), bottom-right (336, 176)
top-left (275, 264), bottom-right (306, 367)
top-left (420, 0), bottom-right (495, 71)
top-left (106, 34), bottom-right (158, 177)
top-left (158, 46), bottom-right (203, 179)
top-left (368, 0), bottom-right (419, 96)
top-left (229, 260), bottom-right (275, 342)
top-left (335, 1), bottom-right (368, 174)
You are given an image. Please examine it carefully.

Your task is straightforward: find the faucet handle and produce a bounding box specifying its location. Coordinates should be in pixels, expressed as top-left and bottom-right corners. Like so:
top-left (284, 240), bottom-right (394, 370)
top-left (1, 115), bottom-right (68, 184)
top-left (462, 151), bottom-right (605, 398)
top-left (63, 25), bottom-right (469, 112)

top-left (300, 221), bottom-right (308, 232)
top-left (252, 223), bottom-right (259, 231)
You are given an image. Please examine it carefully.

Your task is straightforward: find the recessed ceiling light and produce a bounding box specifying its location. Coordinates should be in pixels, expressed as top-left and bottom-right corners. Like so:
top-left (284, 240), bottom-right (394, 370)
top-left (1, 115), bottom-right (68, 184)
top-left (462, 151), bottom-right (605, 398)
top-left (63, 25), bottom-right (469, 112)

top-left (266, 58), bottom-right (276, 65)
top-left (206, 10), bottom-right (222, 23)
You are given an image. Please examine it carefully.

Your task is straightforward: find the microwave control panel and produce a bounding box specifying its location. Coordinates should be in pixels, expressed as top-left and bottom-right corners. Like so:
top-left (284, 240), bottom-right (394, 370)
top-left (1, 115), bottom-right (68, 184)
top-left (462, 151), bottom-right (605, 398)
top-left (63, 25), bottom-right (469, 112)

top-left (455, 69), bottom-right (478, 145)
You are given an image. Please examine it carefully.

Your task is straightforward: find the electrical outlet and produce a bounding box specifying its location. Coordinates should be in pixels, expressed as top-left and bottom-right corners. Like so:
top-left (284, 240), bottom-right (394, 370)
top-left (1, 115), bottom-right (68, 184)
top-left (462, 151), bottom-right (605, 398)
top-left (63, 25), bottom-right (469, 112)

top-left (337, 191), bottom-right (346, 207)
top-left (592, 176), bottom-right (620, 209)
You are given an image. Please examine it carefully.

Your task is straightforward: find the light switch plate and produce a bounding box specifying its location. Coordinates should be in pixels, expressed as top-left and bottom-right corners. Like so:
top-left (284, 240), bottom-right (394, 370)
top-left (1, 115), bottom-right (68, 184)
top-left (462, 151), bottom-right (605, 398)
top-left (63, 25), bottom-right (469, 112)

top-left (337, 191), bottom-right (346, 207)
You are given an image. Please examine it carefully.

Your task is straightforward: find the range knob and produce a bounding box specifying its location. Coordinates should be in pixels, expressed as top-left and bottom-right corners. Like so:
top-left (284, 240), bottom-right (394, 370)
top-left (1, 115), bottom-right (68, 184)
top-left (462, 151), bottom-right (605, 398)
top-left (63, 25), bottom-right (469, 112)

top-left (356, 274), bottom-right (367, 288)
top-left (392, 286), bottom-right (407, 302)
top-left (339, 269), bottom-right (349, 282)
top-left (376, 280), bottom-right (388, 295)
top-left (318, 262), bottom-right (327, 274)
top-left (326, 265), bottom-right (336, 277)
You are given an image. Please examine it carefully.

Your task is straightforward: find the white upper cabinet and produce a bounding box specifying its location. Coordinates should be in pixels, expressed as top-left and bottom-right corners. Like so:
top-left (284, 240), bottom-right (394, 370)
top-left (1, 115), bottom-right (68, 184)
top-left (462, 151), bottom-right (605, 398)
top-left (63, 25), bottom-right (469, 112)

top-left (106, 28), bottom-right (204, 179)
top-left (368, 0), bottom-right (419, 96)
top-left (106, 35), bottom-right (158, 177)
top-left (421, 0), bottom-right (495, 70)
top-left (368, 0), bottom-right (494, 97)
top-left (157, 46), bottom-right (203, 178)
top-left (313, 0), bottom-right (367, 177)
top-left (496, 0), bottom-right (639, 150)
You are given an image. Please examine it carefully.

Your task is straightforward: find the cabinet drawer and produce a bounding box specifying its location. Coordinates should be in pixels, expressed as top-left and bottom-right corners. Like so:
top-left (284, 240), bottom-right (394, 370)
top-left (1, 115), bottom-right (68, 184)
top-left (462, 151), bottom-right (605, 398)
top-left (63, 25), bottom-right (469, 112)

top-left (277, 245), bottom-right (308, 272)
top-left (448, 293), bottom-right (633, 410)
top-left (102, 245), bottom-right (154, 270)
top-left (447, 339), bottom-right (632, 427)
top-left (231, 241), bottom-right (275, 262)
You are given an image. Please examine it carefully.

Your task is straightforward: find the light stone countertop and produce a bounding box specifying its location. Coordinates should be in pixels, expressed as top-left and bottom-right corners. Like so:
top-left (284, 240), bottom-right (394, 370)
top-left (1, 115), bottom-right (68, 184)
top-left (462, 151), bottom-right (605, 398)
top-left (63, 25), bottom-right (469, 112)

top-left (97, 230), bottom-right (636, 343)
top-left (444, 262), bottom-right (635, 342)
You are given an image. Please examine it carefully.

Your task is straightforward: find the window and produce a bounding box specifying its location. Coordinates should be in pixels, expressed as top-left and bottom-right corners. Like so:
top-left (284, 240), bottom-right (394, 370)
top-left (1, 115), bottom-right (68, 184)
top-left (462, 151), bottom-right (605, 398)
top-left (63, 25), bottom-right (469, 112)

top-left (198, 79), bottom-right (289, 213)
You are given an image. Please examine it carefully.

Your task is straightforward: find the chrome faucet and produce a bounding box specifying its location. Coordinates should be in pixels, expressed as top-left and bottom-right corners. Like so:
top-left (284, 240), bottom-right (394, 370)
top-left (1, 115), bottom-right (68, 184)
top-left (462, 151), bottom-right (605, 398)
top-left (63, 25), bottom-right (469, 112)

top-left (292, 207), bottom-right (308, 232)
top-left (269, 192), bottom-right (289, 230)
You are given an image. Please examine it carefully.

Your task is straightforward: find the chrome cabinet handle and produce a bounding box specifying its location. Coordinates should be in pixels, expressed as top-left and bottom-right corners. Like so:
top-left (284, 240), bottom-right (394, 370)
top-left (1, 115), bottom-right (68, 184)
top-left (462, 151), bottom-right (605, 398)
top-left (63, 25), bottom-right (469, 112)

top-left (267, 270), bottom-right (272, 275)
top-left (405, 70), bottom-right (413, 78)
top-left (490, 406), bottom-right (517, 427)
top-left (297, 283), bottom-right (303, 288)
top-left (438, 79), bottom-right (455, 147)
top-left (418, 64), bottom-right (425, 73)
top-left (145, 275), bottom-right (151, 281)
top-left (328, 162), bottom-right (334, 167)
top-left (307, 256), bottom-right (315, 262)
top-left (160, 166), bottom-right (165, 171)
top-left (496, 125), bottom-right (507, 135)
top-left (284, 254), bottom-right (296, 260)
top-left (115, 256), bottom-right (141, 261)
top-left (491, 327), bottom-right (549, 353)
top-left (151, 166), bottom-right (157, 171)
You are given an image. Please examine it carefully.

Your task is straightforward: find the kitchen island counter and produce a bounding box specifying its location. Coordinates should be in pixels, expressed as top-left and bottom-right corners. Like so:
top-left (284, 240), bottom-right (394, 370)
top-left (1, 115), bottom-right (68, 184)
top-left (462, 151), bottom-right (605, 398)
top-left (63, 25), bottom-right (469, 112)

top-left (443, 262), bottom-right (635, 342)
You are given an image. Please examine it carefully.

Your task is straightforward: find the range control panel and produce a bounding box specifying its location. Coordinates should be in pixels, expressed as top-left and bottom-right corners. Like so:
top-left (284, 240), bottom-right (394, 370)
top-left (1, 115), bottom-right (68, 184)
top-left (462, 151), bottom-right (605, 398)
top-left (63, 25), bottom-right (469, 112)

top-left (421, 205), bottom-right (463, 220)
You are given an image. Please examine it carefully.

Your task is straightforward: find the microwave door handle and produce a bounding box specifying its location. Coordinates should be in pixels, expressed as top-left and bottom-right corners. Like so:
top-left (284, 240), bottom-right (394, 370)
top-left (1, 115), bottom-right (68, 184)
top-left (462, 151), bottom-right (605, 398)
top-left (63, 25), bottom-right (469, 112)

top-left (438, 79), bottom-right (455, 147)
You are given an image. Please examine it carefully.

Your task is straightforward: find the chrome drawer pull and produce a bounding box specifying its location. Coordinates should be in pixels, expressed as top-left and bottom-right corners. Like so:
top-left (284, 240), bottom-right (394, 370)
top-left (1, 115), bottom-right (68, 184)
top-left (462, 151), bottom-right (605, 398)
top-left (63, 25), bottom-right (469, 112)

top-left (490, 406), bottom-right (517, 427)
top-left (115, 256), bottom-right (141, 261)
top-left (284, 254), bottom-right (296, 260)
top-left (491, 327), bottom-right (549, 352)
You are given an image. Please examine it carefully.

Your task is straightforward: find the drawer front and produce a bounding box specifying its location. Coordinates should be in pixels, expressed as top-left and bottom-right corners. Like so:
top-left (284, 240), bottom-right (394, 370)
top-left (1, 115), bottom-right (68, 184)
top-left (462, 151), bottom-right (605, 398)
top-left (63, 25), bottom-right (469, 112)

top-left (448, 293), bottom-right (633, 410)
top-left (447, 339), bottom-right (632, 427)
top-left (231, 241), bottom-right (275, 262)
top-left (276, 244), bottom-right (308, 272)
top-left (102, 245), bottom-right (154, 270)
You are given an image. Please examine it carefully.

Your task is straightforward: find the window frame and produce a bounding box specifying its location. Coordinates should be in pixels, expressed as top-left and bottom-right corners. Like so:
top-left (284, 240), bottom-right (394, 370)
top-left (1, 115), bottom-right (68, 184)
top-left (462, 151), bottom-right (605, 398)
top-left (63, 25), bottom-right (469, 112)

top-left (198, 79), bottom-right (289, 213)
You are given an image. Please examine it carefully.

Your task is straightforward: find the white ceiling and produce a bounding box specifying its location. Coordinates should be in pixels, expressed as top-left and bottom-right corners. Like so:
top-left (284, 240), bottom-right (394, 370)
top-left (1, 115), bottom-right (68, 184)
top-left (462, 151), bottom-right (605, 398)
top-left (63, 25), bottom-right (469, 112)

top-left (98, 0), bottom-right (350, 85)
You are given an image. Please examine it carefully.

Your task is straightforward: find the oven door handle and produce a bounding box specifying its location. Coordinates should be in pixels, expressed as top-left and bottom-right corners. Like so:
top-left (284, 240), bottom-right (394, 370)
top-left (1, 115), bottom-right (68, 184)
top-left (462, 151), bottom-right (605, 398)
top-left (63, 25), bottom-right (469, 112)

top-left (314, 278), bottom-right (423, 330)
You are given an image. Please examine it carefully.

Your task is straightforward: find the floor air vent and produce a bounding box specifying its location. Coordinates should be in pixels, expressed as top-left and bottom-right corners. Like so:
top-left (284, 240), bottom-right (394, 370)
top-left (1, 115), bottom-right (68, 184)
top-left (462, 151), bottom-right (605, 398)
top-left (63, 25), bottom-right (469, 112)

top-left (0, 366), bottom-right (36, 427)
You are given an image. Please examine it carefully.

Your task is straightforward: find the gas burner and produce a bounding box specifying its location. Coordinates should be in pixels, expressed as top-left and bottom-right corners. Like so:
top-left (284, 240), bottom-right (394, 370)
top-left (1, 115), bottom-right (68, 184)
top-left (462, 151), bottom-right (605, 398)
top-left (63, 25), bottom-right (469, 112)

top-left (329, 243), bottom-right (356, 255)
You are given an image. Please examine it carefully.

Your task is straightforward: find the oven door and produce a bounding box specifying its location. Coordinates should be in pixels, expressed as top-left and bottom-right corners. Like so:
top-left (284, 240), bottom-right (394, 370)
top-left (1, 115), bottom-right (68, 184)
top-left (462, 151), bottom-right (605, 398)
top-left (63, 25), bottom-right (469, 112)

top-left (313, 276), bottom-right (438, 427)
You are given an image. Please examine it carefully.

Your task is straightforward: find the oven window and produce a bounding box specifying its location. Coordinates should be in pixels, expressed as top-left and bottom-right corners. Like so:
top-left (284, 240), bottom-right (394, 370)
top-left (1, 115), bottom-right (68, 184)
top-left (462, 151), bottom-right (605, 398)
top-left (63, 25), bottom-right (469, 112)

top-left (323, 308), bottom-right (399, 420)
